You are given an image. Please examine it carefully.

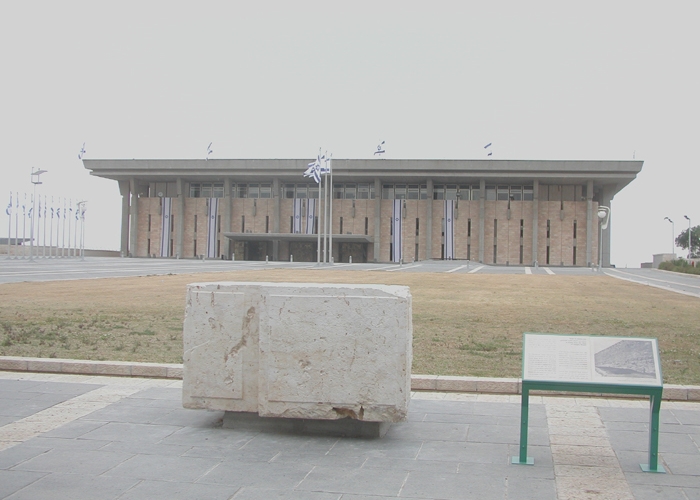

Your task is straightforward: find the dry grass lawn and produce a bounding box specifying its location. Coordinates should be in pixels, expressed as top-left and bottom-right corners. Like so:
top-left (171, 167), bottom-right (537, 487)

top-left (1, 270), bottom-right (699, 384)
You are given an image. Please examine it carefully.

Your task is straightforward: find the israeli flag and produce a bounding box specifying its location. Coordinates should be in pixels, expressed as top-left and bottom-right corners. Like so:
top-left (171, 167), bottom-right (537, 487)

top-left (392, 199), bottom-right (402, 263)
top-left (444, 200), bottom-right (454, 260)
top-left (293, 199), bottom-right (302, 233)
top-left (306, 198), bottom-right (316, 234)
top-left (160, 197), bottom-right (172, 257)
top-left (303, 161), bottom-right (321, 184)
top-left (206, 197), bottom-right (219, 259)
top-left (6, 192), bottom-right (12, 216)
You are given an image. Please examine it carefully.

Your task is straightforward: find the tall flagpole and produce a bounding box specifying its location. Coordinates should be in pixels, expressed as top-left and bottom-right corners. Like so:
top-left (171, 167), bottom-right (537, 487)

top-left (42, 195), bottom-right (47, 257)
top-left (5, 192), bottom-right (11, 260)
top-left (328, 154), bottom-right (333, 264)
top-left (317, 176), bottom-right (321, 265)
top-left (323, 157), bottom-right (329, 264)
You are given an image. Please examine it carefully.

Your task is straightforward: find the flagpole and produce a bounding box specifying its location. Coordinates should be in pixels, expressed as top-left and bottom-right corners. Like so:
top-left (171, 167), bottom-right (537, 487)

top-left (5, 193), bottom-right (11, 260)
top-left (323, 162), bottom-right (329, 264)
top-left (42, 195), bottom-right (47, 258)
top-left (317, 173), bottom-right (322, 265)
top-left (328, 154), bottom-right (333, 264)
top-left (13, 193), bottom-right (19, 259)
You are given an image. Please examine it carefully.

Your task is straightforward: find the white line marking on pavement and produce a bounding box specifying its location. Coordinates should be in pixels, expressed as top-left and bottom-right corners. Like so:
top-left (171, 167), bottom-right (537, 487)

top-left (446, 265), bottom-right (469, 273)
top-left (468, 265), bottom-right (485, 274)
top-left (543, 267), bottom-right (555, 275)
top-left (525, 267), bottom-right (532, 275)
top-left (605, 272), bottom-right (700, 299)
top-left (385, 264), bottom-right (422, 272)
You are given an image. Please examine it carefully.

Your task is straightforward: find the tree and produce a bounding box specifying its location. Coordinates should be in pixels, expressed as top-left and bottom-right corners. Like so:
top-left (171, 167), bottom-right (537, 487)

top-left (675, 225), bottom-right (700, 258)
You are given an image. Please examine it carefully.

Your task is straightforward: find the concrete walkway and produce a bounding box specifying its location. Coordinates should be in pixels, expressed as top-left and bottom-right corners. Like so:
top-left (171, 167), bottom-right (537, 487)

top-left (1, 371), bottom-right (699, 499)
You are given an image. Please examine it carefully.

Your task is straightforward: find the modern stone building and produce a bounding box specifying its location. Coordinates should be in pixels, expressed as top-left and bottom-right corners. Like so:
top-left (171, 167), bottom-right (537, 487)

top-left (83, 159), bottom-right (642, 266)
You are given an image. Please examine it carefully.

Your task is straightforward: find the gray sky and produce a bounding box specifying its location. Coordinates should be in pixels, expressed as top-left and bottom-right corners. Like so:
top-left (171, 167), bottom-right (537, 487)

top-left (2, 1), bottom-right (698, 266)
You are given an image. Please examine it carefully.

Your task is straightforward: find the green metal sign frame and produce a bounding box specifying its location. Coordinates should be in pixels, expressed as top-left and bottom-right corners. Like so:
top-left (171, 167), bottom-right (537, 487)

top-left (511, 333), bottom-right (665, 473)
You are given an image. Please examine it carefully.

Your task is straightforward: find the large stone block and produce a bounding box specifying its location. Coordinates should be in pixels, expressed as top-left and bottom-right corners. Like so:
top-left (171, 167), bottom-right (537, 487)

top-left (183, 282), bottom-right (412, 423)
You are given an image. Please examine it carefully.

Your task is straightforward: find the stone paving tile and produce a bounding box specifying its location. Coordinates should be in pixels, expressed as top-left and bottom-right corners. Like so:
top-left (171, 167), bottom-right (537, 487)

top-left (363, 456), bottom-right (460, 473)
top-left (39, 419), bottom-right (108, 439)
top-left (79, 422), bottom-right (182, 444)
top-left (672, 409), bottom-right (700, 426)
top-left (12, 448), bottom-right (134, 475)
top-left (104, 453), bottom-right (222, 482)
top-left (555, 475), bottom-right (634, 500)
top-left (0, 469), bottom-right (46, 497)
top-left (4, 472), bottom-right (139, 500)
top-left (399, 469), bottom-right (504, 500)
top-left (506, 477), bottom-right (557, 500)
top-left (383, 420), bottom-right (468, 442)
top-left (629, 483), bottom-right (690, 500)
top-left (160, 425), bottom-right (257, 449)
top-left (199, 460), bottom-right (315, 490)
top-left (227, 487), bottom-right (341, 499)
top-left (327, 436), bottom-right (424, 460)
top-left (117, 479), bottom-right (241, 500)
top-left (295, 465), bottom-right (408, 497)
top-left (98, 440), bottom-right (194, 457)
top-left (660, 452), bottom-right (700, 475)
top-left (467, 423), bottom-right (549, 446)
top-left (417, 440), bottom-right (511, 464)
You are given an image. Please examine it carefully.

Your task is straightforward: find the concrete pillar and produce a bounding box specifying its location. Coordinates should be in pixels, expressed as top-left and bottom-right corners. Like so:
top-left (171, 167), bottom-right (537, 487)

top-left (223, 178), bottom-right (233, 259)
top-left (128, 178), bottom-right (139, 257)
top-left (272, 177), bottom-right (280, 260)
top-left (118, 180), bottom-right (130, 257)
top-left (425, 179), bottom-right (433, 260)
top-left (478, 179), bottom-right (485, 263)
top-left (532, 180), bottom-right (539, 266)
top-left (176, 178), bottom-right (185, 259)
top-left (373, 178), bottom-right (381, 262)
top-left (585, 180), bottom-right (593, 266)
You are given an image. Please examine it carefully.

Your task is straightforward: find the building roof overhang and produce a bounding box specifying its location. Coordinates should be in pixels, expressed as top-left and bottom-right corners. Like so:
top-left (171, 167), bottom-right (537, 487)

top-left (83, 158), bottom-right (643, 194)
top-left (223, 233), bottom-right (374, 244)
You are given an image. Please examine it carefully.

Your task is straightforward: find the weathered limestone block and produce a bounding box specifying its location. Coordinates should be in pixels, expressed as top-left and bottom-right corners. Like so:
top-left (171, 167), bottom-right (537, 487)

top-left (183, 282), bottom-right (412, 423)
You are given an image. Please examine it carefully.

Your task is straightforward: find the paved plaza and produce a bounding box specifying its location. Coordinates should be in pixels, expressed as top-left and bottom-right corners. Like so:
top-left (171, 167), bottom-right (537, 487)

top-left (0, 371), bottom-right (699, 499)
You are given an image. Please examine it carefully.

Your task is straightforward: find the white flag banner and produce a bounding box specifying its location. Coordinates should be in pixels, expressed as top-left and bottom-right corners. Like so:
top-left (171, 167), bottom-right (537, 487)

top-left (306, 198), bottom-right (316, 234)
top-left (206, 197), bottom-right (219, 259)
top-left (444, 200), bottom-right (455, 260)
top-left (293, 198), bottom-right (302, 233)
top-left (160, 197), bottom-right (172, 257)
top-left (392, 199), bottom-right (402, 263)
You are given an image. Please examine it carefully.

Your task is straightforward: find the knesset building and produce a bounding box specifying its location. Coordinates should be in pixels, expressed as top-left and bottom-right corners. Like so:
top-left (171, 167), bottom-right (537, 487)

top-left (83, 158), bottom-right (642, 266)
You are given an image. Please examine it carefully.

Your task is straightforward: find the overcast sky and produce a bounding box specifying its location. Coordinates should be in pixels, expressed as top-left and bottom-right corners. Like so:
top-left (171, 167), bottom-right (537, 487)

top-left (1, 1), bottom-right (698, 266)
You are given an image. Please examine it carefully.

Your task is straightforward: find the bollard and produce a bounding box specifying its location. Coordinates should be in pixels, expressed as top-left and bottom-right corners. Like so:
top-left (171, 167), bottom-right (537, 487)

top-left (349, 255), bottom-right (352, 264)
top-left (232, 253), bottom-right (235, 261)
top-left (290, 254), bottom-right (293, 263)
top-left (266, 255), bottom-right (269, 263)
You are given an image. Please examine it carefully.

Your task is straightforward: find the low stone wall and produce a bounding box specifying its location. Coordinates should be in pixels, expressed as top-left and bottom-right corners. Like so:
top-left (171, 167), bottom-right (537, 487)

top-left (182, 282), bottom-right (413, 423)
top-left (1, 356), bottom-right (699, 401)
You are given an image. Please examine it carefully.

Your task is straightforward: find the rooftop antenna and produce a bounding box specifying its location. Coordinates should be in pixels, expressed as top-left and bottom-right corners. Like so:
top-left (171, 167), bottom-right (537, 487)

top-left (206, 142), bottom-right (213, 160)
top-left (78, 142), bottom-right (86, 160)
top-left (374, 140), bottom-right (385, 157)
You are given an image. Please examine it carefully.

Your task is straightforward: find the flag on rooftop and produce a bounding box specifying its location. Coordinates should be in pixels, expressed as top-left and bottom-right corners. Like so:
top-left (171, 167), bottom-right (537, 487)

top-left (374, 141), bottom-right (385, 156)
top-left (78, 142), bottom-right (86, 160)
top-left (6, 192), bottom-right (12, 216)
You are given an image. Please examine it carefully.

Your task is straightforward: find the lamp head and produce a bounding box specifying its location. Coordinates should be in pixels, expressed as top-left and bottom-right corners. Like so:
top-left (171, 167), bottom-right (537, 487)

top-left (684, 215), bottom-right (690, 221)
top-left (664, 217), bottom-right (673, 223)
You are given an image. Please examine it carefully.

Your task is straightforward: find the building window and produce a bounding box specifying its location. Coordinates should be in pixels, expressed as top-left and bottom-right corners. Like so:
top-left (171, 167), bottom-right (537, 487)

top-left (194, 239), bottom-right (197, 256)
top-left (358, 183), bottom-right (370, 199)
top-left (415, 218), bottom-right (420, 236)
top-left (497, 186), bottom-right (509, 201)
top-left (237, 184), bottom-right (247, 199)
top-left (259, 184), bottom-right (271, 199)
top-left (445, 185), bottom-right (458, 200)
top-left (147, 238), bottom-right (151, 255)
top-left (546, 220), bottom-right (551, 239)
top-left (394, 185), bottom-right (406, 200)
top-left (382, 184), bottom-right (394, 199)
top-left (467, 219), bottom-right (472, 237)
top-left (493, 245), bottom-right (497, 264)
top-left (194, 214), bottom-right (197, 233)
top-left (241, 215), bottom-right (245, 232)
top-left (573, 246), bottom-right (577, 265)
top-left (189, 182), bottom-right (224, 198)
top-left (365, 217), bottom-right (368, 235)
top-left (284, 184), bottom-right (296, 199)
top-left (408, 185), bottom-right (419, 200)
top-left (334, 184), bottom-right (343, 199)
top-left (265, 216), bottom-right (269, 233)
top-left (523, 186), bottom-right (534, 201)
top-left (420, 184), bottom-right (427, 200)
top-left (171, 215), bottom-right (175, 232)
top-left (248, 184), bottom-right (259, 199)
top-left (433, 185), bottom-right (445, 200)
top-left (147, 214), bottom-right (152, 232)
top-left (573, 220), bottom-right (577, 239)
top-left (485, 185), bottom-right (496, 201)
top-left (339, 217), bottom-right (343, 235)
top-left (510, 186), bottom-right (522, 201)
top-left (344, 184), bottom-right (356, 199)
top-left (520, 219), bottom-right (524, 239)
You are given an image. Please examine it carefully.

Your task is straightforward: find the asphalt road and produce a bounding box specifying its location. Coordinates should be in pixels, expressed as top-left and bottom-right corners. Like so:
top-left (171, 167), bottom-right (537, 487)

top-left (1, 256), bottom-right (699, 298)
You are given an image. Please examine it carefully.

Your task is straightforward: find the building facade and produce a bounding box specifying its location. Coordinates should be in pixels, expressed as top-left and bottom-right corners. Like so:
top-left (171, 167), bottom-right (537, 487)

top-left (83, 159), bottom-right (642, 266)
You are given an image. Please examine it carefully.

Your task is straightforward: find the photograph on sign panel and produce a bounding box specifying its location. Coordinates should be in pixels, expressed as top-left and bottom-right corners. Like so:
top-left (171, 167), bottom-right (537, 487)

top-left (593, 338), bottom-right (656, 380)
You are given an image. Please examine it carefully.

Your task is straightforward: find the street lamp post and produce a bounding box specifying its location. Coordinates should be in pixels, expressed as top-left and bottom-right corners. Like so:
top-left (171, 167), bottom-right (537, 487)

top-left (684, 215), bottom-right (691, 259)
top-left (76, 200), bottom-right (87, 261)
top-left (29, 168), bottom-right (48, 262)
top-left (597, 206), bottom-right (610, 271)
top-left (664, 217), bottom-right (674, 256)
